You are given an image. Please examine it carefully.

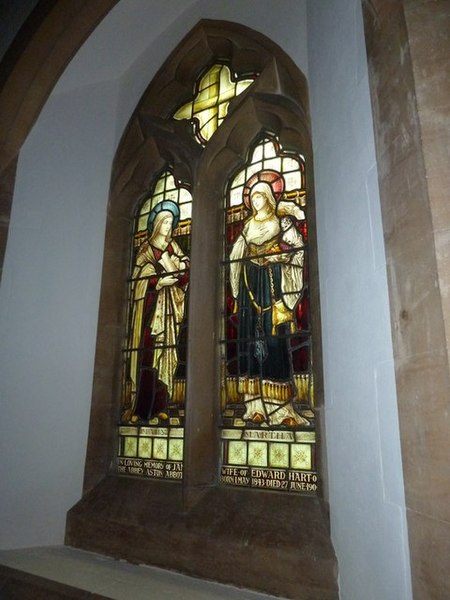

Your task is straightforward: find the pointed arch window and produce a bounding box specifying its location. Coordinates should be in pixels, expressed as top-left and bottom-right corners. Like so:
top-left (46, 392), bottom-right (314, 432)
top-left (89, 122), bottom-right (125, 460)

top-left (118, 171), bottom-right (191, 479)
top-left (221, 136), bottom-right (317, 493)
top-left (117, 80), bottom-right (317, 494)
top-left (71, 21), bottom-right (336, 598)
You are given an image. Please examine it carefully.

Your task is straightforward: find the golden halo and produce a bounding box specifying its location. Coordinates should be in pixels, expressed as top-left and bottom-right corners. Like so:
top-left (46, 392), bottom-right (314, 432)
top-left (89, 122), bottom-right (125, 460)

top-left (243, 170), bottom-right (285, 209)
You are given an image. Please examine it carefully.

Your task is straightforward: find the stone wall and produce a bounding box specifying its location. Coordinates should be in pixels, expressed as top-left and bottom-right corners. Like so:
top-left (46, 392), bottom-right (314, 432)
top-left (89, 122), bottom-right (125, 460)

top-left (363, 1), bottom-right (450, 598)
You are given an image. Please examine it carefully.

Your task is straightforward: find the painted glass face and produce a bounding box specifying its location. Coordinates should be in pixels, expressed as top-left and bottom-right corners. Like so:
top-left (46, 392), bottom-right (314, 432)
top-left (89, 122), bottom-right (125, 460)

top-left (220, 136), bottom-right (318, 494)
top-left (158, 214), bottom-right (174, 237)
top-left (250, 192), bottom-right (266, 213)
top-left (173, 63), bottom-right (256, 145)
top-left (117, 171), bottom-right (192, 481)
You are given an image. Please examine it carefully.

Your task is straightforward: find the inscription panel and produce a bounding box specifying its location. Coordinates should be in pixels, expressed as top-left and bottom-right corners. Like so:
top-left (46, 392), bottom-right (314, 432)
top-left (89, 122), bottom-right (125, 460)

top-left (221, 428), bottom-right (317, 495)
top-left (117, 426), bottom-right (183, 481)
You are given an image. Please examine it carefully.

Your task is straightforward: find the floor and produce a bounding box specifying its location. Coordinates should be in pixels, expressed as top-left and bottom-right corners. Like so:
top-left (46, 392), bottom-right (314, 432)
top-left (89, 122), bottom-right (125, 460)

top-left (0, 546), bottom-right (287, 600)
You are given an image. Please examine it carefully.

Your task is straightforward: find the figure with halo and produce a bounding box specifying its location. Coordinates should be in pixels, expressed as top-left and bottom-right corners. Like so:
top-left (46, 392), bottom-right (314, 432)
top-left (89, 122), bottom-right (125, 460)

top-left (123, 200), bottom-right (189, 422)
top-left (229, 179), bottom-right (307, 427)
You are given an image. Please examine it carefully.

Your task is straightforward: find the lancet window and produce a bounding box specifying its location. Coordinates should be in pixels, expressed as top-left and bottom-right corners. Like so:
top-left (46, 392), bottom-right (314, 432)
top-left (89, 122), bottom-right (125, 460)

top-left (118, 172), bottom-right (192, 479)
top-left (220, 136), bottom-right (317, 494)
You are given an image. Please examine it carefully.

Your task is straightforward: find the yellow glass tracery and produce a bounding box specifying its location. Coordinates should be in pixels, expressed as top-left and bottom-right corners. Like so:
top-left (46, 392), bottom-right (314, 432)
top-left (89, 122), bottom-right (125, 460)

top-left (173, 64), bottom-right (255, 144)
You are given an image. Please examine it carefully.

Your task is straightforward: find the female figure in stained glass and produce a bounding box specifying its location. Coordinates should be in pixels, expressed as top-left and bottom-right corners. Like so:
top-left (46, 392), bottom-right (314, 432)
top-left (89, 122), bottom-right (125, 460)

top-left (124, 200), bottom-right (189, 422)
top-left (229, 182), bottom-right (307, 426)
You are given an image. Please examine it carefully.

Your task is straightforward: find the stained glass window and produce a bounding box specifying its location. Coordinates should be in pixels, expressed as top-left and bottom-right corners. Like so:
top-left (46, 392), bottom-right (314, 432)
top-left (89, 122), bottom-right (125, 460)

top-left (173, 63), bottom-right (256, 145)
top-left (220, 136), bottom-right (317, 494)
top-left (118, 171), bottom-right (191, 481)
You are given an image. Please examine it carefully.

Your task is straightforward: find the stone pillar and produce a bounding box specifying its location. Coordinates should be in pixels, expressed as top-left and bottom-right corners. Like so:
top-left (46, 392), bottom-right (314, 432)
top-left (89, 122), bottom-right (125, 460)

top-left (362, 1), bottom-right (450, 598)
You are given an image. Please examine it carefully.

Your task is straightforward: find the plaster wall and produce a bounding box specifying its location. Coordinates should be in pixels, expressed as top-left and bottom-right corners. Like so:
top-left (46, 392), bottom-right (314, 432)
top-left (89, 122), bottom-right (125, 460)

top-left (0, 79), bottom-right (120, 548)
top-left (307, 1), bottom-right (411, 599)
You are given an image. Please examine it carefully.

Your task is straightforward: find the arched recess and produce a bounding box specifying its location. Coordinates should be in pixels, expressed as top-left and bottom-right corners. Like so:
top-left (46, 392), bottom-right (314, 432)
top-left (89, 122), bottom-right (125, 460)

top-left (0, 0), bottom-right (119, 281)
top-left (67, 20), bottom-right (337, 600)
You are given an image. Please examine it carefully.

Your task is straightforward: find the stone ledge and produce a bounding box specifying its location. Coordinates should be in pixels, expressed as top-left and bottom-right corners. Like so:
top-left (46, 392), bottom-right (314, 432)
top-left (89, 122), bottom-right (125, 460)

top-left (0, 565), bottom-right (112, 600)
top-left (66, 476), bottom-right (338, 600)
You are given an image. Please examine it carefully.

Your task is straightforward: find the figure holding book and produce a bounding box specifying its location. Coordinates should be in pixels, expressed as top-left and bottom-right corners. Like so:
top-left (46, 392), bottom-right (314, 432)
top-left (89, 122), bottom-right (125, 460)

top-left (124, 200), bottom-right (189, 422)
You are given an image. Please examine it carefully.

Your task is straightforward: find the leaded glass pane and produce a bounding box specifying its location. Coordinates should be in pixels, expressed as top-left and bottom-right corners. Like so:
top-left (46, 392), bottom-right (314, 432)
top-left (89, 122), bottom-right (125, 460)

top-left (173, 64), bottom-right (256, 145)
top-left (220, 136), bottom-right (317, 494)
top-left (118, 171), bottom-right (191, 481)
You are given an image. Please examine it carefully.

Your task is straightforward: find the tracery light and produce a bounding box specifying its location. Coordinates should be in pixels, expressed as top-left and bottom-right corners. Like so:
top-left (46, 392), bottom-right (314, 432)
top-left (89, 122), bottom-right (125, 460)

top-left (173, 63), bottom-right (256, 145)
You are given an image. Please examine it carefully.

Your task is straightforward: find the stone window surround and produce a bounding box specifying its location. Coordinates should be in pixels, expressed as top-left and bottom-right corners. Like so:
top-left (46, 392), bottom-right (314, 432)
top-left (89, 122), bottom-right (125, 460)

top-left (63, 21), bottom-right (337, 600)
top-left (83, 19), bottom-right (327, 503)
